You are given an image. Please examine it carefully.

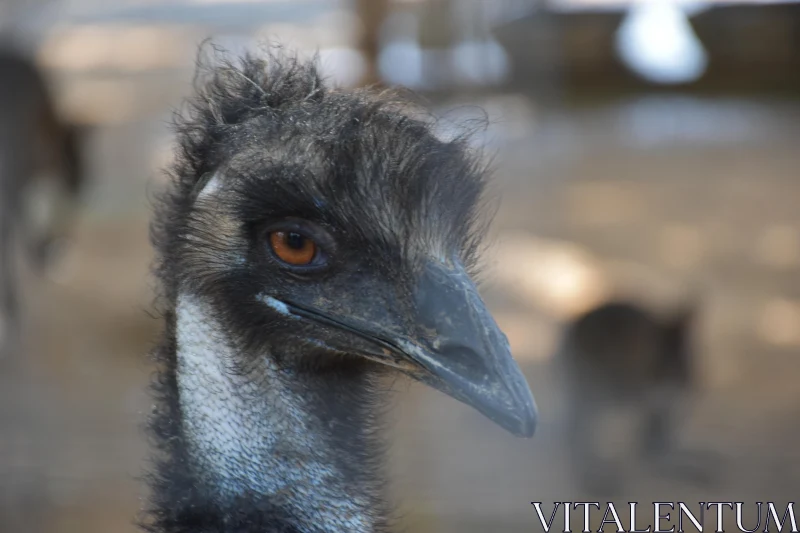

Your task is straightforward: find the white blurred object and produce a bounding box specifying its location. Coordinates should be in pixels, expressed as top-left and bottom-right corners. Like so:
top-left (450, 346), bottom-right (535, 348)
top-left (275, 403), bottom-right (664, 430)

top-left (378, 10), bottom-right (425, 88)
top-left (615, 0), bottom-right (708, 84)
top-left (452, 38), bottom-right (510, 86)
top-left (491, 234), bottom-right (611, 319)
top-left (318, 47), bottom-right (366, 88)
top-left (490, 233), bottom-right (693, 322)
top-left (379, 41), bottom-right (425, 88)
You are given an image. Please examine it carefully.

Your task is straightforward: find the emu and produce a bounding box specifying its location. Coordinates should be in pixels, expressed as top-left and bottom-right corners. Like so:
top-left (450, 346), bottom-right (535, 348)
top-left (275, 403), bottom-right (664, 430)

top-left (0, 44), bottom-right (86, 358)
top-left (557, 299), bottom-right (697, 496)
top-left (142, 50), bottom-right (537, 533)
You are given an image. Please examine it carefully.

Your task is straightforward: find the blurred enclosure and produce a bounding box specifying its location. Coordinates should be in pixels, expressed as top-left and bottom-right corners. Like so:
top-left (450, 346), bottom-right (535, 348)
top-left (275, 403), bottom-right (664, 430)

top-left (1, 0), bottom-right (800, 531)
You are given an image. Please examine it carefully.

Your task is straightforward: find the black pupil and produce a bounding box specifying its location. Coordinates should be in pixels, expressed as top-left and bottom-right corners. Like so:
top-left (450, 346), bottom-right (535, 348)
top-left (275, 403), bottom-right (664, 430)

top-left (286, 232), bottom-right (306, 250)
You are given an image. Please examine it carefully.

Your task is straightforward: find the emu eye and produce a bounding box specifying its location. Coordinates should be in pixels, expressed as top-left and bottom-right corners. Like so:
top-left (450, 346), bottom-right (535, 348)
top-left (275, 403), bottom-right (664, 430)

top-left (269, 231), bottom-right (317, 266)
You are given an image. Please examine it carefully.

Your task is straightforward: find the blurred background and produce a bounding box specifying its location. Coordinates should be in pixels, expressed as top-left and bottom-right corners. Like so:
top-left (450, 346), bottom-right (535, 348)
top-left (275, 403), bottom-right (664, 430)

top-left (1, 0), bottom-right (799, 531)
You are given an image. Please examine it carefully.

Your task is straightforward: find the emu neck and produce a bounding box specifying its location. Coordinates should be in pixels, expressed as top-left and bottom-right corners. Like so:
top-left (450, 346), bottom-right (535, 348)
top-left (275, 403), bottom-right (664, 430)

top-left (172, 293), bottom-right (385, 533)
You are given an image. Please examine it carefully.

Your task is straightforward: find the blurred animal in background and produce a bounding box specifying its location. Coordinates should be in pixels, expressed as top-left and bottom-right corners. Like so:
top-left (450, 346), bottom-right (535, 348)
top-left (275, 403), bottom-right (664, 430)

top-left (0, 43), bottom-right (88, 358)
top-left (557, 298), bottom-right (704, 496)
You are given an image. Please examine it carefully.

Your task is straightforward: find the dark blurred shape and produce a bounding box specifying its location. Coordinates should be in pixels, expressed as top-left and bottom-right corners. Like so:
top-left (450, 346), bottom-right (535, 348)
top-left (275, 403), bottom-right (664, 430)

top-left (689, 3), bottom-right (800, 94)
top-left (0, 39), bottom-right (88, 359)
top-left (494, 2), bottom-right (800, 100)
top-left (494, 9), bottom-right (626, 100)
top-left (354, 0), bottom-right (390, 86)
top-left (556, 298), bottom-right (698, 496)
top-left (418, 0), bottom-right (457, 90)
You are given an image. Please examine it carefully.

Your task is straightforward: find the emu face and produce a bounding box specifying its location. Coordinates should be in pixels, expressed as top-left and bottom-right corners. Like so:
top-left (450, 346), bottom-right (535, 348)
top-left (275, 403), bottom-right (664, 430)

top-left (171, 65), bottom-right (536, 438)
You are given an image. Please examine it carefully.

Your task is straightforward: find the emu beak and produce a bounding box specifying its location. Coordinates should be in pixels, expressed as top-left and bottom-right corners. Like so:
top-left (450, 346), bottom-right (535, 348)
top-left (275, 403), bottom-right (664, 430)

top-left (277, 262), bottom-right (537, 437)
top-left (403, 261), bottom-right (538, 438)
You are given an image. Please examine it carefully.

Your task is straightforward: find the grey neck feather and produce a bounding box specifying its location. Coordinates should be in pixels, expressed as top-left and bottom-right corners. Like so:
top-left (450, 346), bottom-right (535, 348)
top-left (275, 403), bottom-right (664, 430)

top-left (175, 292), bottom-right (380, 533)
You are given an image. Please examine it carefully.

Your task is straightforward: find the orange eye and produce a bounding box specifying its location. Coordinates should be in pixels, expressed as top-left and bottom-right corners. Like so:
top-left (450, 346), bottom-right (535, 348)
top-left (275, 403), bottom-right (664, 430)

top-left (269, 231), bottom-right (317, 266)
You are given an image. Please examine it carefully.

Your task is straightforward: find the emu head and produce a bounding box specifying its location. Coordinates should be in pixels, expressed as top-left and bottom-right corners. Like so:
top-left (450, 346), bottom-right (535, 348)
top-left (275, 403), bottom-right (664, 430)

top-left (161, 52), bottom-right (537, 438)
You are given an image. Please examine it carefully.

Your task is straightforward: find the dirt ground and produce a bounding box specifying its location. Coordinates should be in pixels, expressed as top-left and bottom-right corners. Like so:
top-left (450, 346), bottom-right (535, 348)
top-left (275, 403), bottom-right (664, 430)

top-left (1, 91), bottom-right (800, 532)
